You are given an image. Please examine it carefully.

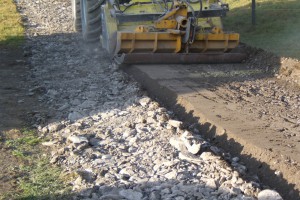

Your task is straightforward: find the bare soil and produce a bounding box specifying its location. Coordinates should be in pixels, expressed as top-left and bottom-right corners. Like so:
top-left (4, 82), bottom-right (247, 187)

top-left (0, 46), bottom-right (41, 197)
top-left (124, 46), bottom-right (300, 199)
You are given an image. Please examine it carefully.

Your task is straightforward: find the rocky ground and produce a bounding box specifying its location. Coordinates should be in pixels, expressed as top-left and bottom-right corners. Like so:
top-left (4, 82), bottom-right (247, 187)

top-left (1, 0), bottom-right (293, 199)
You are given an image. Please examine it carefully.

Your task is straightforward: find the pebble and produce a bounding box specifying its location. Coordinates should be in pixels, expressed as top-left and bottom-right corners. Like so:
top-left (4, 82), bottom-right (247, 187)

top-left (119, 189), bottom-right (143, 200)
top-left (139, 97), bottom-right (151, 107)
top-left (47, 122), bottom-right (64, 132)
top-left (41, 141), bottom-right (57, 146)
top-left (68, 111), bottom-right (84, 122)
top-left (68, 135), bottom-right (88, 144)
top-left (168, 119), bottom-right (183, 128)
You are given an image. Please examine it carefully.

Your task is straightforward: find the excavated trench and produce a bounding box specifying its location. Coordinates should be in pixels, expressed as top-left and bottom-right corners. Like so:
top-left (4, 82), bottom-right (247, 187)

top-left (123, 47), bottom-right (300, 199)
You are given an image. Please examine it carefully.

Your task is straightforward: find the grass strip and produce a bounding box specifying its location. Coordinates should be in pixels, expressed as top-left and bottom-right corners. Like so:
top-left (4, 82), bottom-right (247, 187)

top-left (0, 0), bottom-right (24, 46)
top-left (0, 128), bottom-right (72, 200)
top-left (224, 0), bottom-right (300, 59)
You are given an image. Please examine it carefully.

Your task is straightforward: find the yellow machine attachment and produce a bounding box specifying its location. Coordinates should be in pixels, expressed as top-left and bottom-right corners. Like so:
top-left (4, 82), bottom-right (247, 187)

top-left (101, 0), bottom-right (246, 64)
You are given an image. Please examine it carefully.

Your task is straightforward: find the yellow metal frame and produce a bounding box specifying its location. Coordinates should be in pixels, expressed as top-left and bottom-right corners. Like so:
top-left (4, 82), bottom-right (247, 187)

top-left (103, 0), bottom-right (240, 55)
top-left (115, 32), bottom-right (182, 53)
top-left (115, 31), bottom-right (239, 54)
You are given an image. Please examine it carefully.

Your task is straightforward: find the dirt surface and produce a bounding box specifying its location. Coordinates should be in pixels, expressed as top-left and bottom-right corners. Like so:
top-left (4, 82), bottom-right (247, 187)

top-left (123, 47), bottom-right (300, 199)
top-left (0, 46), bottom-right (43, 197)
top-left (0, 47), bottom-right (25, 196)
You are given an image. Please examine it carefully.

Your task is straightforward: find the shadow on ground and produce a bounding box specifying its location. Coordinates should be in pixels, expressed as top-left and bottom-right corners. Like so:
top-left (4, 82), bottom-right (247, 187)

top-left (14, 179), bottom-right (254, 200)
top-left (1, 30), bottom-right (299, 200)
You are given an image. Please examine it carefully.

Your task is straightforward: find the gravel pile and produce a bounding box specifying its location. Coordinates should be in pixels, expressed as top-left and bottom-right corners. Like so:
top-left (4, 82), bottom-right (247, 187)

top-left (16, 0), bottom-right (283, 199)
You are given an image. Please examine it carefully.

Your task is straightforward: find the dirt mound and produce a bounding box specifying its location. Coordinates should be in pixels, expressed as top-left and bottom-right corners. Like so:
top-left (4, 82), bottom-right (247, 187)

top-left (244, 45), bottom-right (300, 86)
top-left (279, 58), bottom-right (300, 85)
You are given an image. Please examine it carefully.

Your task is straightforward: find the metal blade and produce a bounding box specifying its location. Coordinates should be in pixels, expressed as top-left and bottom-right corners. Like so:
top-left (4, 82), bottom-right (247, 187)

top-left (115, 53), bottom-right (246, 65)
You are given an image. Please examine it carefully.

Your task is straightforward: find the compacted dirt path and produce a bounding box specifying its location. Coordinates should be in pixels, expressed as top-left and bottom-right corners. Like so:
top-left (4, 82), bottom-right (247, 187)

top-left (0, 46), bottom-right (42, 197)
top-left (0, 0), bottom-right (297, 199)
top-left (125, 61), bottom-right (300, 199)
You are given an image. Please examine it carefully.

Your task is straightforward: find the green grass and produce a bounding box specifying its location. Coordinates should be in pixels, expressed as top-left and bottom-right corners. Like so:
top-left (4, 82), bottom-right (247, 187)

top-left (5, 128), bottom-right (41, 158)
top-left (223, 0), bottom-right (300, 59)
top-left (17, 158), bottom-right (72, 200)
top-left (0, 0), bottom-right (24, 46)
top-left (1, 128), bottom-right (72, 200)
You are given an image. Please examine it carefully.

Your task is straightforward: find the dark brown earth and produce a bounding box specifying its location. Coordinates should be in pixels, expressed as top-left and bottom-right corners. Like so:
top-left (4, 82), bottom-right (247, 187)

top-left (0, 46), bottom-right (41, 198)
top-left (123, 46), bottom-right (300, 199)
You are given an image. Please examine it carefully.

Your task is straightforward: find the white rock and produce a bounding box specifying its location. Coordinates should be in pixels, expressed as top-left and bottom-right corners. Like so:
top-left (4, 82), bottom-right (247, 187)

top-left (41, 141), bottom-right (57, 146)
top-left (123, 129), bottom-right (136, 139)
top-left (165, 170), bottom-right (177, 179)
top-left (258, 189), bottom-right (283, 200)
top-left (119, 189), bottom-right (143, 200)
top-left (187, 143), bottom-right (201, 155)
top-left (48, 123), bottom-right (63, 132)
top-left (169, 136), bottom-right (185, 151)
top-left (168, 119), bottom-right (182, 128)
top-left (68, 135), bottom-right (88, 144)
top-left (119, 168), bottom-right (134, 176)
top-left (139, 97), bottom-right (151, 107)
top-left (40, 126), bottom-right (48, 134)
top-left (102, 154), bottom-right (112, 159)
top-left (200, 152), bottom-right (216, 160)
top-left (50, 156), bottom-right (59, 164)
top-left (206, 178), bottom-right (217, 190)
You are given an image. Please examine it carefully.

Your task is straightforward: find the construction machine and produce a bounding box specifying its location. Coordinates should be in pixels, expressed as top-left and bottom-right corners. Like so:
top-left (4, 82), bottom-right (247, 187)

top-left (72, 0), bottom-right (245, 64)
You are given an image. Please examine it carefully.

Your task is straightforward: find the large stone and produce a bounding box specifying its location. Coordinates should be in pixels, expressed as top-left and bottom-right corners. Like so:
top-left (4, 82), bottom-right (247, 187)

top-left (257, 189), bottom-right (283, 200)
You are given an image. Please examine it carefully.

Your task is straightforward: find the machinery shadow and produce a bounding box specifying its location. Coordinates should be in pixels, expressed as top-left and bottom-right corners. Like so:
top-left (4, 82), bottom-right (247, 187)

top-left (12, 179), bottom-right (242, 200)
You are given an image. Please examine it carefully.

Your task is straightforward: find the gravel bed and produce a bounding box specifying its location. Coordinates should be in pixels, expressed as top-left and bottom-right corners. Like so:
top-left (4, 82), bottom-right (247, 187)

top-left (16, 0), bottom-right (283, 199)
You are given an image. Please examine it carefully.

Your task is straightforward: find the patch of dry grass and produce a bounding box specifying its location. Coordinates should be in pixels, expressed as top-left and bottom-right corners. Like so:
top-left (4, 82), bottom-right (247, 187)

top-left (0, 0), bottom-right (24, 46)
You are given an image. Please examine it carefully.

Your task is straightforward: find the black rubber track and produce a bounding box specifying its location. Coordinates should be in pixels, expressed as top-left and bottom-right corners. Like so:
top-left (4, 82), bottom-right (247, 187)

top-left (80, 0), bottom-right (104, 41)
